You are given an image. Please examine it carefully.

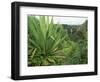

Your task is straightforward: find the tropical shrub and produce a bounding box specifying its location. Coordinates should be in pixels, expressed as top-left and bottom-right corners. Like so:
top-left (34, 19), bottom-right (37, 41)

top-left (28, 16), bottom-right (68, 66)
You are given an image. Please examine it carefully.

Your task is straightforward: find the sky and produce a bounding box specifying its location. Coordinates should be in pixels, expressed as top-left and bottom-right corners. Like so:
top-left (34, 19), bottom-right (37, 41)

top-left (31, 15), bottom-right (87, 25)
top-left (53, 16), bottom-right (87, 25)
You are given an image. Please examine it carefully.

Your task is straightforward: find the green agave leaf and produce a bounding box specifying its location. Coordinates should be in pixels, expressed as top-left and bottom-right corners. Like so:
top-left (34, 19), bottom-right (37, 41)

top-left (50, 36), bottom-right (66, 51)
top-left (41, 59), bottom-right (49, 66)
top-left (29, 38), bottom-right (40, 50)
top-left (47, 57), bottom-right (55, 63)
top-left (28, 16), bottom-right (46, 52)
top-left (54, 55), bottom-right (65, 59)
top-left (31, 48), bottom-right (37, 59)
top-left (28, 48), bottom-right (33, 56)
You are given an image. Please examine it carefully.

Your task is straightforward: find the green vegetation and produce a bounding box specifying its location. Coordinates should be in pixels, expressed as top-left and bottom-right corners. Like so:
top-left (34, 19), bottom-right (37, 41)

top-left (28, 16), bottom-right (88, 66)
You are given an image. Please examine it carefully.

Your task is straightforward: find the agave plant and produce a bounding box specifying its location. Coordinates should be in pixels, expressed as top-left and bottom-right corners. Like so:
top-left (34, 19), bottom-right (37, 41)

top-left (28, 16), bottom-right (68, 66)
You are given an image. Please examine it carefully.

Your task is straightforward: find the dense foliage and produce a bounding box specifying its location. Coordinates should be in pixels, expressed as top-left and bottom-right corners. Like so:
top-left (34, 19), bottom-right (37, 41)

top-left (28, 16), bottom-right (88, 66)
